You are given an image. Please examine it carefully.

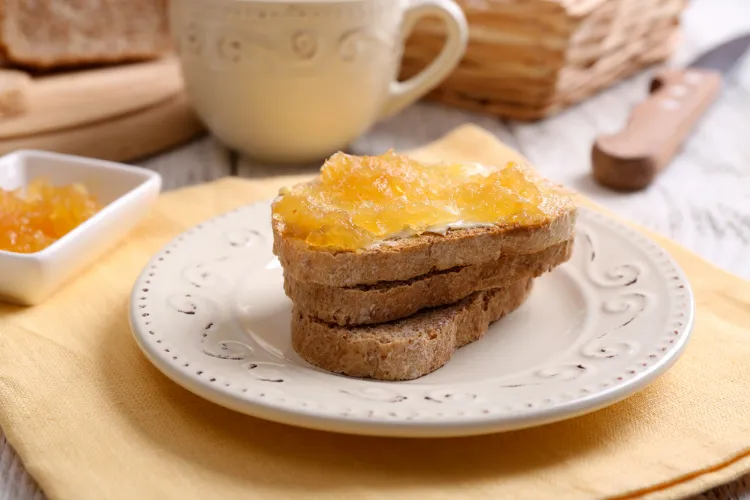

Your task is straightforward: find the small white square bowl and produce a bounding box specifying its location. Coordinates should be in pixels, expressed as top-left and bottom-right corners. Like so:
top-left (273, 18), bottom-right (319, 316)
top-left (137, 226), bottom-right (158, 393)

top-left (0, 150), bottom-right (162, 305)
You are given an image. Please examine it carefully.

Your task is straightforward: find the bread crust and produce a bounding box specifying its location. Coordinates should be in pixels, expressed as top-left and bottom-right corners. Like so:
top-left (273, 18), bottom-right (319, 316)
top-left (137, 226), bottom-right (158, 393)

top-left (292, 278), bottom-right (533, 381)
top-left (273, 205), bottom-right (576, 286)
top-left (286, 238), bottom-right (572, 325)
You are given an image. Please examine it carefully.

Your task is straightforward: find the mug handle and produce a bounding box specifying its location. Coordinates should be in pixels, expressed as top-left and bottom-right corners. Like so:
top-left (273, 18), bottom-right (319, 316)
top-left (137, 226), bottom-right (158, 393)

top-left (379, 0), bottom-right (468, 119)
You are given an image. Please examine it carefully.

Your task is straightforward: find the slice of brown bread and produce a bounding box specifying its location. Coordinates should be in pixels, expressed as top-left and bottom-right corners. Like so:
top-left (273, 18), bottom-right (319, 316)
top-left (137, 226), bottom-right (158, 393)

top-left (286, 238), bottom-right (571, 326)
top-left (0, 0), bottom-right (170, 69)
top-left (273, 199), bottom-right (576, 287)
top-left (292, 278), bottom-right (533, 381)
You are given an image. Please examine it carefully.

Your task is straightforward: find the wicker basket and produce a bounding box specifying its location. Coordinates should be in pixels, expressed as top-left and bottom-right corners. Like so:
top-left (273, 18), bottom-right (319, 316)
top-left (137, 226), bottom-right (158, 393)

top-left (400, 0), bottom-right (686, 121)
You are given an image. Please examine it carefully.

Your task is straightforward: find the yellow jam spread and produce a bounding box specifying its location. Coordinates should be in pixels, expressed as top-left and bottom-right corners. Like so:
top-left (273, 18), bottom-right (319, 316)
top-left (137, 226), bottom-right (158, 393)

top-left (0, 178), bottom-right (100, 254)
top-left (272, 150), bottom-right (571, 250)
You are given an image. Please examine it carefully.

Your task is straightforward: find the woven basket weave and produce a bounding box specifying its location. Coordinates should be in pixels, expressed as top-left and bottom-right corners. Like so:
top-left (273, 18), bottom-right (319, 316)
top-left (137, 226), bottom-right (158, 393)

top-left (400, 0), bottom-right (686, 120)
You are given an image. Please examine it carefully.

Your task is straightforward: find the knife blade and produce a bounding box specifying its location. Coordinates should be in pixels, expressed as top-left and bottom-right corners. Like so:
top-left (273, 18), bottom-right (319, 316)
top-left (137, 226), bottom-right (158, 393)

top-left (591, 33), bottom-right (750, 192)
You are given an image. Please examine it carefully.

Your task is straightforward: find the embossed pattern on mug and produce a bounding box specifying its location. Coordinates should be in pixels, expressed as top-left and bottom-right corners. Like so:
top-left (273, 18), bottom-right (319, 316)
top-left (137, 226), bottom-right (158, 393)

top-left (172, 0), bottom-right (399, 70)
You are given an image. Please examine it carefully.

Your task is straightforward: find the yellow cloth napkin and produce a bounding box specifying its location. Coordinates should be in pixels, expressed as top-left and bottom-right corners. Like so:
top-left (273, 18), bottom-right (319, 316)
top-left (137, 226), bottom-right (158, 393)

top-left (1, 125), bottom-right (750, 500)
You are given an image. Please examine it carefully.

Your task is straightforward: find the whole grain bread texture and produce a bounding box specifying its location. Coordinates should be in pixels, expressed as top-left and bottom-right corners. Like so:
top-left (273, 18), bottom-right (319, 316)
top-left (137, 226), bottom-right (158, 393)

top-left (292, 278), bottom-right (533, 381)
top-left (286, 238), bottom-right (572, 325)
top-left (0, 0), bottom-right (171, 69)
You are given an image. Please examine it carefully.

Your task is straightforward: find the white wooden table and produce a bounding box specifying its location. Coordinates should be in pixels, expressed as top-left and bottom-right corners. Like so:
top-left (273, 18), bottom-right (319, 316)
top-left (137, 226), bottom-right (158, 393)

top-left (1, 0), bottom-right (749, 498)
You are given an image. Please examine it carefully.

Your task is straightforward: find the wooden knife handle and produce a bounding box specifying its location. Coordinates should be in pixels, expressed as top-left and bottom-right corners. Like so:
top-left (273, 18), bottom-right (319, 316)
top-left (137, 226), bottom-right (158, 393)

top-left (592, 68), bottom-right (722, 191)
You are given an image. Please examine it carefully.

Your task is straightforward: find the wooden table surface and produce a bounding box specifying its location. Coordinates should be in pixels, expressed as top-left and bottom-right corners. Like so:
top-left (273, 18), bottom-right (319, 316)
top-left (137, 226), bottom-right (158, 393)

top-left (2, 0), bottom-right (749, 498)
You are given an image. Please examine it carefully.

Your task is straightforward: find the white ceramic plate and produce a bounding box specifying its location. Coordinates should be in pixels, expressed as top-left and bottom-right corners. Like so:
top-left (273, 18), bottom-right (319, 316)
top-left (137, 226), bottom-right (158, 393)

top-left (129, 202), bottom-right (694, 438)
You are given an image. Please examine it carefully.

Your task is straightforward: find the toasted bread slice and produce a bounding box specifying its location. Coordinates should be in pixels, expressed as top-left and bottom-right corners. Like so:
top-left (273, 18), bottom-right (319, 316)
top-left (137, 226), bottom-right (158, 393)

top-left (273, 205), bottom-right (575, 287)
top-left (292, 278), bottom-right (533, 381)
top-left (272, 169), bottom-right (577, 287)
top-left (286, 238), bottom-right (571, 326)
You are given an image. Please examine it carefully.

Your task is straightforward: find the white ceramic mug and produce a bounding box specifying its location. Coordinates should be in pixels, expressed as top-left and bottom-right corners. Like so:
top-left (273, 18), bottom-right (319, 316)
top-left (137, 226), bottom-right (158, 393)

top-left (169, 0), bottom-right (468, 164)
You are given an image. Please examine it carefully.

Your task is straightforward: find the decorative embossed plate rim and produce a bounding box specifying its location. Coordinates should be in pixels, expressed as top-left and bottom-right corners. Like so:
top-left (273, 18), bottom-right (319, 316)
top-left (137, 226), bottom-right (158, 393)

top-left (129, 201), bottom-right (695, 438)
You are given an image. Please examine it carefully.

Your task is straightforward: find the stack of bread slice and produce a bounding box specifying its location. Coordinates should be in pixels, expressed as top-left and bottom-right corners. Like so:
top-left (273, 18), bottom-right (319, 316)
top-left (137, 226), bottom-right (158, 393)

top-left (273, 185), bottom-right (577, 381)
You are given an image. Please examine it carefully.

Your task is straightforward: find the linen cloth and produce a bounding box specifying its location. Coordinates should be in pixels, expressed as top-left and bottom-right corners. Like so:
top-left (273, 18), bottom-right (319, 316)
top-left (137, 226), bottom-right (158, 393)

top-left (1, 125), bottom-right (749, 500)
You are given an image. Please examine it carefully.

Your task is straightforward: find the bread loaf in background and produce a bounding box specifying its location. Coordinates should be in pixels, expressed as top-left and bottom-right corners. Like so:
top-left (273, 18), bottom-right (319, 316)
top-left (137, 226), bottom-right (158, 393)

top-left (0, 0), bottom-right (171, 69)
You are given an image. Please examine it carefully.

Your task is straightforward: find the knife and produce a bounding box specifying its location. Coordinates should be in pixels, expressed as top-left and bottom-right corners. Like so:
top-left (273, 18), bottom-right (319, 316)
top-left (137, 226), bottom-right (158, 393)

top-left (591, 33), bottom-right (750, 192)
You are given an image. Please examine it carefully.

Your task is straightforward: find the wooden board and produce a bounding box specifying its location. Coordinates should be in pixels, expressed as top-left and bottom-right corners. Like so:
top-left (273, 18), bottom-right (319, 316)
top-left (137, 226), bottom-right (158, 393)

top-left (0, 92), bottom-right (205, 162)
top-left (0, 57), bottom-right (183, 139)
